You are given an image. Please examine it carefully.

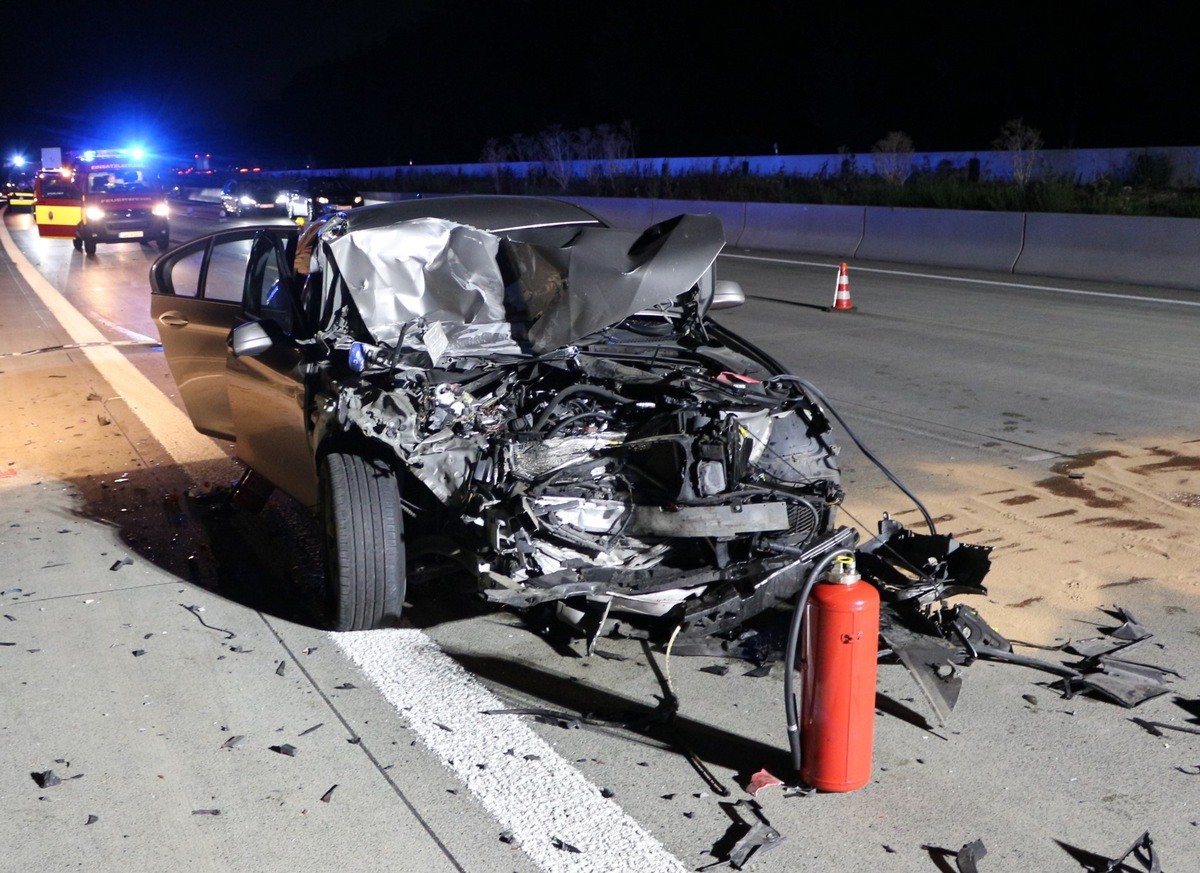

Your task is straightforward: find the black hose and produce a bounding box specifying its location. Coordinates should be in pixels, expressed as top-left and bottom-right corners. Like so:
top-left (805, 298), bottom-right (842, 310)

top-left (766, 375), bottom-right (938, 535)
top-left (531, 384), bottom-right (637, 434)
top-left (783, 548), bottom-right (854, 772)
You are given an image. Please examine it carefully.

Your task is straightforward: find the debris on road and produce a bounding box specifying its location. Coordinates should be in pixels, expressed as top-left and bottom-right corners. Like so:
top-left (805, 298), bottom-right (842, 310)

top-left (705, 799), bottom-right (784, 870)
top-left (298, 723), bottom-right (324, 736)
top-left (191, 809), bottom-right (221, 816)
top-left (220, 735), bottom-right (246, 750)
top-left (84, 814), bottom-right (98, 825)
top-left (550, 837), bottom-right (581, 853)
top-left (30, 770), bottom-right (62, 788)
top-left (275, 660), bottom-right (286, 676)
top-left (320, 785), bottom-right (337, 803)
top-left (269, 744), bottom-right (298, 757)
top-left (955, 839), bottom-right (987, 873)
top-left (745, 769), bottom-right (784, 797)
top-left (109, 557), bottom-right (132, 571)
top-left (1100, 830), bottom-right (1161, 872)
top-left (179, 604), bottom-right (236, 639)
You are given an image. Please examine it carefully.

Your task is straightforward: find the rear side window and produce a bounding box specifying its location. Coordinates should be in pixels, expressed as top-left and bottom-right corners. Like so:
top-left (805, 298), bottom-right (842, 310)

top-left (168, 249), bottom-right (205, 298)
top-left (204, 239), bottom-right (254, 302)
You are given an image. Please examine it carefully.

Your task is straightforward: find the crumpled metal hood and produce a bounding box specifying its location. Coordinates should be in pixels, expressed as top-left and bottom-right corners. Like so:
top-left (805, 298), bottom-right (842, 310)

top-left (324, 213), bottom-right (725, 353)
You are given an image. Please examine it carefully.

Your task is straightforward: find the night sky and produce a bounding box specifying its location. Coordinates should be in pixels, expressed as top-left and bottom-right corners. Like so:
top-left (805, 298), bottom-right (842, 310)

top-left (2, 2), bottom-right (1193, 169)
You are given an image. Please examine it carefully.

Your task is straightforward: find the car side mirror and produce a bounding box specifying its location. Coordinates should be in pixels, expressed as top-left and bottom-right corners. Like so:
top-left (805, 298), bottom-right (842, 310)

top-left (710, 279), bottom-right (746, 310)
top-left (228, 319), bottom-right (287, 357)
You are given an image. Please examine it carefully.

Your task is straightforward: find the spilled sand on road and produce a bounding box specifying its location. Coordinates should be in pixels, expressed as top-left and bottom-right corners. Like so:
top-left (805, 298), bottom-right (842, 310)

top-left (848, 436), bottom-right (1200, 643)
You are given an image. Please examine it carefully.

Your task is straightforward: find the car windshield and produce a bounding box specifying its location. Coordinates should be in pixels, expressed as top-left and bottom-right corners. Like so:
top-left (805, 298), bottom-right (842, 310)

top-left (314, 179), bottom-right (356, 197)
top-left (246, 184), bottom-right (278, 201)
top-left (87, 168), bottom-right (156, 194)
top-left (38, 176), bottom-right (82, 200)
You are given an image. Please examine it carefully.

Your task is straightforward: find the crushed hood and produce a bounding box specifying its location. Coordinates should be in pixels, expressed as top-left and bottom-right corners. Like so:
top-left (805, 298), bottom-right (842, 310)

top-left (323, 213), bottom-right (725, 354)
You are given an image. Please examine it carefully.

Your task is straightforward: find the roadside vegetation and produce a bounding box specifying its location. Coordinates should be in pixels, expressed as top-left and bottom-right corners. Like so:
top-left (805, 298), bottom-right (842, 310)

top-left (357, 120), bottom-right (1200, 219)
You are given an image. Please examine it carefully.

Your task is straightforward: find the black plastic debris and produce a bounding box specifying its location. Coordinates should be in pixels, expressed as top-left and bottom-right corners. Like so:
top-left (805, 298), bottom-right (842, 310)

top-left (269, 744), bottom-right (298, 757)
top-left (334, 682), bottom-right (356, 690)
top-left (705, 800), bottom-right (785, 870)
top-left (699, 664), bottom-right (730, 676)
top-left (1063, 655), bottom-right (1179, 708)
top-left (0, 641), bottom-right (15, 647)
top-left (109, 557), bottom-right (132, 572)
top-left (131, 650), bottom-right (146, 657)
top-left (275, 661), bottom-right (286, 676)
top-left (956, 839), bottom-right (987, 873)
top-left (1131, 717), bottom-right (1200, 738)
top-left (743, 665), bottom-right (772, 678)
top-left (31, 770), bottom-right (62, 788)
top-left (180, 604), bottom-right (236, 639)
top-left (594, 649), bottom-right (629, 661)
top-left (299, 723), bottom-right (324, 737)
top-left (433, 722), bottom-right (454, 732)
top-left (4, 614), bottom-right (15, 621)
top-left (228, 646), bottom-right (252, 654)
top-left (320, 785), bottom-right (337, 803)
top-left (499, 830), bottom-right (519, 845)
top-left (191, 809), bottom-right (221, 816)
top-left (1104, 831), bottom-right (1161, 873)
top-left (221, 735), bottom-right (246, 750)
top-left (600, 787), bottom-right (615, 798)
top-left (550, 837), bottom-right (582, 853)
top-left (84, 814), bottom-right (98, 826)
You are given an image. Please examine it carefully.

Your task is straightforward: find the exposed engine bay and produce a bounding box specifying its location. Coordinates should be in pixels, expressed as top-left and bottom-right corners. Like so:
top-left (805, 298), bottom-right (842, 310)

top-left (298, 211), bottom-right (855, 645)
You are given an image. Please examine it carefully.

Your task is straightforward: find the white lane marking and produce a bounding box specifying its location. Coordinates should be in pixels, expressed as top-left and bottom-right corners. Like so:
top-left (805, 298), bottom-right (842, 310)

top-left (333, 630), bottom-right (689, 873)
top-left (0, 222), bottom-right (225, 465)
top-left (721, 252), bottom-right (1200, 308)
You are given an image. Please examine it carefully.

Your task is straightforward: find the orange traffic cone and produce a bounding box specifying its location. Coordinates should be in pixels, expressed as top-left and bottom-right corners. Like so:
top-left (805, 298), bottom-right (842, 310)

top-left (831, 262), bottom-right (854, 311)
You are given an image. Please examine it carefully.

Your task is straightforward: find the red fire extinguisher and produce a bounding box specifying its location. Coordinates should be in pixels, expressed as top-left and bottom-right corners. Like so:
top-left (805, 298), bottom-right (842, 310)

top-left (799, 554), bottom-right (880, 791)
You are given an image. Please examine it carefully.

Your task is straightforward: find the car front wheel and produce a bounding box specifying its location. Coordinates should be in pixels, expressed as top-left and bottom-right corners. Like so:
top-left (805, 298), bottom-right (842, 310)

top-left (320, 451), bottom-right (406, 631)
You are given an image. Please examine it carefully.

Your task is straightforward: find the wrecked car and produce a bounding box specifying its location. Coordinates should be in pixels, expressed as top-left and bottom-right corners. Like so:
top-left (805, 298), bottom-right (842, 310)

top-left (151, 196), bottom-right (869, 637)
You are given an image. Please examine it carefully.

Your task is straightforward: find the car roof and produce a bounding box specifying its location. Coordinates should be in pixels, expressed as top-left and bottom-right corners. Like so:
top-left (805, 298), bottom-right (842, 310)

top-left (341, 195), bottom-right (605, 234)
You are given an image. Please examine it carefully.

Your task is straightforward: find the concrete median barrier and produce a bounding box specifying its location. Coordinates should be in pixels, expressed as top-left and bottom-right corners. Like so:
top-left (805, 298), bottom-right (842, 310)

top-left (737, 202), bottom-right (865, 257)
top-left (857, 206), bottom-right (1026, 272)
top-left (1016, 212), bottom-right (1200, 289)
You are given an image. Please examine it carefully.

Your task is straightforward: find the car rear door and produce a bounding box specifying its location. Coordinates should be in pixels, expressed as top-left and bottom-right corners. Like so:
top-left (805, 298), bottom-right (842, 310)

top-left (150, 228), bottom-right (265, 439)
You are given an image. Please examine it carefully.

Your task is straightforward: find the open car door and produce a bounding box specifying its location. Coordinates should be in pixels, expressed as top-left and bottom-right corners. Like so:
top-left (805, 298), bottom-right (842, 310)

top-left (150, 228), bottom-right (288, 439)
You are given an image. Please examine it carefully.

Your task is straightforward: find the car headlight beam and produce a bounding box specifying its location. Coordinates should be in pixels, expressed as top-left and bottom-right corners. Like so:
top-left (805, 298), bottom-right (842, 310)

top-left (85, 206), bottom-right (106, 221)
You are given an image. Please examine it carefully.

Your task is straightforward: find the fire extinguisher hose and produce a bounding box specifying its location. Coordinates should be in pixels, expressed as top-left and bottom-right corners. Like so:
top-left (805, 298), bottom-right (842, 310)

top-left (783, 547), bottom-right (855, 771)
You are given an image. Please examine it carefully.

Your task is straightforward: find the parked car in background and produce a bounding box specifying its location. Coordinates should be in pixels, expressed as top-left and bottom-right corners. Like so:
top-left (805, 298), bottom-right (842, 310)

top-left (284, 176), bottom-right (363, 220)
top-left (220, 178), bottom-right (286, 217)
top-left (3, 171), bottom-right (36, 212)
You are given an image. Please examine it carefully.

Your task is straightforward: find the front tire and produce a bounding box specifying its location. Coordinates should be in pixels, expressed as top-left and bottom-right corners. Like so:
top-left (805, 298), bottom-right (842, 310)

top-left (156, 232), bottom-right (170, 251)
top-left (84, 238), bottom-right (97, 256)
top-left (320, 451), bottom-right (405, 631)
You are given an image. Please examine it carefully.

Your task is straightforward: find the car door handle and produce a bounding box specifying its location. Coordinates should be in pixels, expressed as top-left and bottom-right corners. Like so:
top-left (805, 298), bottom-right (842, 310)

top-left (158, 312), bottom-right (190, 327)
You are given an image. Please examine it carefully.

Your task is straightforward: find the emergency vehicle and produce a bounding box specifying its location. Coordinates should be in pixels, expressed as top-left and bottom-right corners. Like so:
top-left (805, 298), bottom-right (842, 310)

top-left (34, 149), bottom-right (170, 254)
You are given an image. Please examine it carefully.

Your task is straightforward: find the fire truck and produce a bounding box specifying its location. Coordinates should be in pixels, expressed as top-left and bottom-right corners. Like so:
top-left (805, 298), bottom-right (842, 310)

top-left (34, 148), bottom-right (170, 255)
